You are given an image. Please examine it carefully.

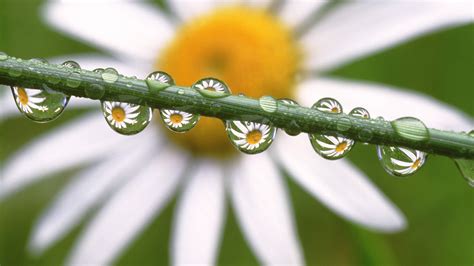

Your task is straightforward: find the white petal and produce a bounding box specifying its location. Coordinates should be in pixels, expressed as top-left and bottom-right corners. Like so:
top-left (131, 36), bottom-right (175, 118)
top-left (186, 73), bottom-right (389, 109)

top-left (42, 0), bottom-right (175, 64)
top-left (171, 160), bottom-right (225, 265)
top-left (278, 0), bottom-right (327, 29)
top-left (168, 0), bottom-right (239, 21)
top-left (0, 112), bottom-right (153, 200)
top-left (29, 135), bottom-right (157, 254)
top-left (66, 146), bottom-right (188, 265)
top-left (302, 1), bottom-right (474, 71)
top-left (274, 133), bottom-right (406, 232)
top-left (229, 154), bottom-right (303, 265)
top-left (296, 77), bottom-right (474, 131)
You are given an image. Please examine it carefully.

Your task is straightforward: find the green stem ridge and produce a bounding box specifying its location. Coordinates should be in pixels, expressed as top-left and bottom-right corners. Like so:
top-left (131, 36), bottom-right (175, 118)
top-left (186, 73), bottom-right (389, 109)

top-left (0, 55), bottom-right (473, 159)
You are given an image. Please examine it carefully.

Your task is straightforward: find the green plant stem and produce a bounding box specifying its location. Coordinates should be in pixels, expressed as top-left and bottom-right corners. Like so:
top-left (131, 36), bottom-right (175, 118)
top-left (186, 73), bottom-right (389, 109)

top-left (0, 55), bottom-right (473, 159)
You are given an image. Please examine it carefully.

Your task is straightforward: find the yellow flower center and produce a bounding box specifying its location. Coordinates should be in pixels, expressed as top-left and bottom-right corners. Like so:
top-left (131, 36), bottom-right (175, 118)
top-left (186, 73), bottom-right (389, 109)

top-left (331, 107), bottom-right (339, 113)
top-left (156, 7), bottom-right (300, 157)
top-left (18, 88), bottom-right (29, 105)
top-left (335, 141), bottom-right (348, 153)
top-left (246, 130), bottom-right (263, 145)
top-left (112, 107), bottom-right (126, 122)
top-left (170, 113), bottom-right (184, 125)
top-left (411, 158), bottom-right (421, 169)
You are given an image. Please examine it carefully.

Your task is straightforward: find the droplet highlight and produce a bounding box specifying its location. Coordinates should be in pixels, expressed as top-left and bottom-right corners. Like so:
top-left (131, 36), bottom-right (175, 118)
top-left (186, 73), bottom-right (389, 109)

top-left (391, 117), bottom-right (429, 142)
top-left (193, 77), bottom-right (231, 98)
top-left (377, 146), bottom-right (427, 177)
top-left (226, 120), bottom-right (277, 154)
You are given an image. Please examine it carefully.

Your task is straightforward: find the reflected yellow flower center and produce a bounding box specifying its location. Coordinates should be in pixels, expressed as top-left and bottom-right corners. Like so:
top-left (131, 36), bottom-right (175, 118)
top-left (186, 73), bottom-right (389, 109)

top-left (246, 130), bottom-right (263, 145)
top-left (156, 7), bottom-right (300, 157)
top-left (170, 113), bottom-right (184, 125)
top-left (18, 88), bottom-right (29, 105)
top-left (331, 107), bottom-right (339, 113)
top-left (335, 141), bottom-right (348, 153)
top-left (112, 107), bottom-right (126, 122)
top-left (412, 158), bottom-right (421, 169)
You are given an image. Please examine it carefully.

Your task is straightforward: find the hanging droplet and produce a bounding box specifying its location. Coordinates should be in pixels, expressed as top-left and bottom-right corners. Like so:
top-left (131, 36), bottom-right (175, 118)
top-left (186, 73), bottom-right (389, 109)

top-left (309, 97), bottom-right (354, 159)
top-left (259, 96), bottom-right (278, 113)
top-left (146, 71), bottom-right (174, 94)
top-left (453, 158), bottom-right (474, 188)
top-left (193, 77), bottom-right (231, 98)
top-left (349, 107), bottom-right (370, 119)
top-left (377, 146), bottom-right (427, 177)
top-left (101, 101), bottom-right (152, 135)
top-left (226, 120), bottom-right (277, 154)
top-left (101, 68), bottom-right (119, 83)
top-left (279, 98), bottom-right (301, 136)
top-left (391, 117), bottom-right (429, 142)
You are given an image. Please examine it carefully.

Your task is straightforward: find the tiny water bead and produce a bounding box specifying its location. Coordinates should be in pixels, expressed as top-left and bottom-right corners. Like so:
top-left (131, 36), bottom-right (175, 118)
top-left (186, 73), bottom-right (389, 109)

top-left (192, 77), bottom-right (231, 98)
top-left (101, 101), bottom-right (152, 135)
top-left (391, 117), bottom-right (429, 142)
top-left (226, 120), bottom-right (276, 154)
top-left (101, 68), bottom-right (119, 83)
top-left (259, 96), bottom-right (278, 113)
top-left (349, 107), bottom-right (370, 119)
top-left (377, 146), bottom-right (427, 177)
top-left (279, 98), bottom-right (300, 136)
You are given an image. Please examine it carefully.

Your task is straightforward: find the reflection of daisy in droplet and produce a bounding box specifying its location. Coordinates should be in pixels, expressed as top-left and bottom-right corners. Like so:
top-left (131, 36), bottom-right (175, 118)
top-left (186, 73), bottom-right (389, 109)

top-left (350, 107), bottom-right (370, 119)
top-left (229, 121), bottom-right (272, 151)
top-left (195, 78), bottom-right (226, 92)
top-left (148, 71), bottom-right (173, 84)
top-left (12, 87), bottom-right (48, 113)
top-left (161, 109), bottom-right (194, 129)
top-left (103, 101), bottom-right (139, 129)
top-left (391, 148), bottom-right (426, 175)
top-left (317, 99), bottom-right (342, 113)
top-left (315, 135), bottom-right (355, 158)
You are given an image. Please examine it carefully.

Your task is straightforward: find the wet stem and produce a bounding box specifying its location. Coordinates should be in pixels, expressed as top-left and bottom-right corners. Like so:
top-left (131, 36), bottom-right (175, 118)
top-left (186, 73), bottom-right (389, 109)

top-left (0, 55), bottom-right (473, 160)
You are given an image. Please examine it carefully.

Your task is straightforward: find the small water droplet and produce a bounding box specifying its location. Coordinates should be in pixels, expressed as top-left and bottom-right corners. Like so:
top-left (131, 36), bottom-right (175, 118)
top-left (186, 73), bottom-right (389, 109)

top-left (62, 60), bottom-right (81, 69)
top-left (85, 84), bottom-right (105, 100)
top-left (279, 98), bottom-right (300, 136)
top-left (146, 71), bottom-right (173, 94)
top-left (391, 117), bottom-right (429, 142)
top-left (47, 74), bottom-right (61, 85)
top-left (336, 117), bottom-right (352, 132)
top-left (358, 128), bottom-right (373, 143)
top-left (453, 158), bottom-right (474, 187)
top-left (160, 109), bottom-right (200, 133)
top-left (101, 101), bottom-right (152, 135)
top-left (8, 67), bottom-right (22, 77)
top-left (377, 146), bottom-right (427, 177)
top-left (349, 107), bottom-right (370, 119)
top-left (349, 107), bottom-right (371, 144)
top-left (259, 96), bottom-right (278, 113)
top-left (0, 51), bottom-right (7, 61)
top-left (11, 85), bottom-right (69, 123)
top-left (62, 61), bottom-right (82, 88)
top-left (93, 68), bottom-right (104, 74)
top-left (193, 77), bottom-right (231, 98)
top-left (101, 68), bottom-right (119, 83)
top-left (226, 120), bottom-right (277, 154)
top-left (177, 89), bottom-right (185, 95)
top-left (313, 97), bottom-right (343, 113)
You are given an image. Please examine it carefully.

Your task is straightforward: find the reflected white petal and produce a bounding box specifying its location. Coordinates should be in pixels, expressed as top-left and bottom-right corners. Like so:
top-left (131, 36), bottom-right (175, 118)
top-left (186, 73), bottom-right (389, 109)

top-left (229, 154), bottom-right (303, 265)
top-left (171, 160), bottom-right (225, 265)
top-left (278, 0), bottom-right (327, 29)
top-left (274, 133), bottom-right (406, 232)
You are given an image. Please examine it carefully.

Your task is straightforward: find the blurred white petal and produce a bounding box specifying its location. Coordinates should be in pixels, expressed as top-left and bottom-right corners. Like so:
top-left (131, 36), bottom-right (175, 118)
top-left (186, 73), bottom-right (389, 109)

top-left (0, 112), bottom-right (150, 199)
top-left (302, 1), bottom-right (473, 71)
top-left (171, 160), bottom-right (225, 265)
top-left (245, 0), bottom-right (272, 9)
top-left (278, 0), bottom-right (327, 28)
top-left (67, 146), bottom-right (188, 265)
top-left (297, 77), bottom-right (474, 130)
top-left (29, 131), bottom-right (158, 254)
top-left (274, 133), bottom-right (406, 232)
top-left (167, 0), bottom-right (223, 21)
top-left (229, 154), bottom-right (303, 265)
top-left (43, 0), bottom-right (175, 64)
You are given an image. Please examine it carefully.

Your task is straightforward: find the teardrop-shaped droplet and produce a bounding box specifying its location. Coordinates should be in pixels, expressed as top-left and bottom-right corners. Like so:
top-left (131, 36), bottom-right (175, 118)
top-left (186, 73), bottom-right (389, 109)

top-left (391, 117), bottom-right (429, 142)
top-left (377, 146), bottom-right (427, 177)
top-left (101, 101), bottom-right (152, 135)
top-left (279, 98), bottom-right (301, 136)
top-left (146, 71), bottom-right (174, 94)
top-left (310, 97), bottom-right (354, 159)
top-left (453, 158), bottom-right (474, 187)
top-left (193, 77), bottom-right (231, 98)
top-left (226, 120), bottom-right (277, 154)
top-left (349, 107), bottom-right (370, 119)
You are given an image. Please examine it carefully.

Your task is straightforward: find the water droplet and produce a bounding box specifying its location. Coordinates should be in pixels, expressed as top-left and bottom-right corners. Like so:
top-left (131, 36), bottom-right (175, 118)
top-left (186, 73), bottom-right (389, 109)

top-left (313, 97), bottom-right (343, 113)
top-left (278, 98), bottom-right (300, 136)
top-left (259, 95), bottom-right (278, 113)
top-left (101, 101), bottom-right (152, 135)
top-left (358, 128), bottom-right (373, 143)
top-left (11, 85), bottom-right (69, 123)
top-left (160, 109), bottom-right (200, 133)
top-left (101, 68), bottom-right (119, 83)
top-left (349, 107), bottom-right (370, 119)
top-left (8, 67), bottom-right (22, 77)
top-left (453, 158), bottom-right (474, 187)
top-left (226, 120), bottom-right (277, 154)
top-left (47, 74), bottom-right (61, 85)
top-left (62, 60), bottom-right (81, 69)
top-left (0, 51), bottom-right (7, 61)
top-left (146, 71), bottom-right (174, 94)
top-left (391, 117), bottom-right (429, 142)
top-left (336, 117), bottom-right (352, 132)
top-left (468, 130), bottom-right (474, 138)
top-left (85, 84), bottom-right (105, 100)
top-left (377, 146), bottom-right (427, 177)
top-left (193, 77), bottom-right (231, 98)
top-left (62, 61), bottom-right (82, 88)
top-left (93, 68), bottom-right (104, 74)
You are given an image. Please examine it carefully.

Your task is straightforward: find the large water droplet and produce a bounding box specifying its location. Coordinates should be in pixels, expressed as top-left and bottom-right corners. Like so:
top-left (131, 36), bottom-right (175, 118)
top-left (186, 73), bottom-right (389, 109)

top-left (226, 120), bottom-right (277, 154)
top-left (279, 98), bottom-right (300, 136)
top-left (453, 158), bottom-right (474, 187)
top-left (259, 96), bottom-right (277, 113)
top-left (160, 109), bottom-right (200, 133)
top-left (391, 117), bottom-right (429, 142)
top-left (146, 71), bottom-right (174, 94)
top-left (377, 146), bottom-right (427, 177)
top-left (101, 68), bottom-right (119, 83)
top-left (193, 77), bottom-right (231, 98)
top-left (101, 101), bottom-right (152, 135)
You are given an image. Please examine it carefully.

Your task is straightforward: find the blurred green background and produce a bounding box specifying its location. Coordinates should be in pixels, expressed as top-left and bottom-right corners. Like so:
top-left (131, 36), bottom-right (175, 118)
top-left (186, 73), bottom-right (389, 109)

top-left (0, 0), bottom-right (473, 265)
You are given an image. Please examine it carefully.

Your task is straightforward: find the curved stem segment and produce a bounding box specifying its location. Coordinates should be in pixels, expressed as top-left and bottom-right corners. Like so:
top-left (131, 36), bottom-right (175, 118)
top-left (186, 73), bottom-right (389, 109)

top-left (0, 55), bottom-right (473, 159)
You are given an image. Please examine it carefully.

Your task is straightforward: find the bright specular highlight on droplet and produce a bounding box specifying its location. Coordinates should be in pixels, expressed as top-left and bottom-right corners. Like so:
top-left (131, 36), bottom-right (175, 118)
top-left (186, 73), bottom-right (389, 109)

top-left (226, 120), bottom-right (276, 154)
top-left (377, 145), bottom-right (427, 177)
top-left (101, 101), bottom-right (152, 135)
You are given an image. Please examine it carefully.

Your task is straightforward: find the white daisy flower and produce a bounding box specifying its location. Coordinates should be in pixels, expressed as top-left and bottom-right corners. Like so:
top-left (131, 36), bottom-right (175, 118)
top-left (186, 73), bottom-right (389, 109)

top-left (315, 135), bottom-right (355, 158)
top-left (12, 87), bottom-right (48, 113)
top-left (1, 0), bottom-right (473, 265)
top-left (230, 121), bottom-right (272, 151)
top-left (162, 109), bottom-right (194, 129)
top-left (103, 101), bottom-right (140, 129)
top-left (390, 148), bottom-right (427, 176)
